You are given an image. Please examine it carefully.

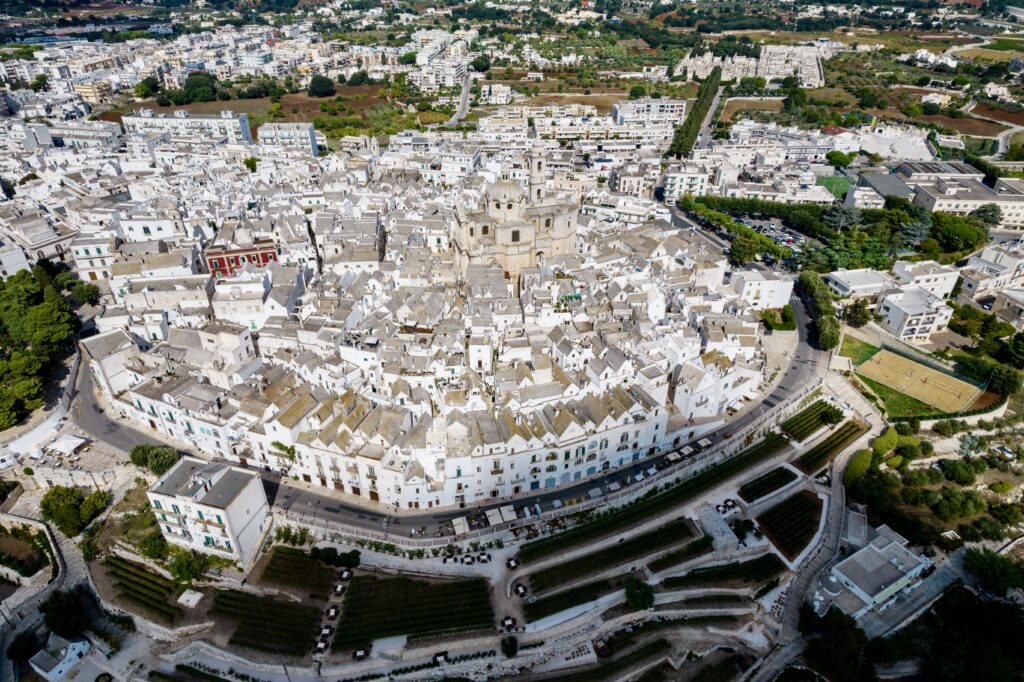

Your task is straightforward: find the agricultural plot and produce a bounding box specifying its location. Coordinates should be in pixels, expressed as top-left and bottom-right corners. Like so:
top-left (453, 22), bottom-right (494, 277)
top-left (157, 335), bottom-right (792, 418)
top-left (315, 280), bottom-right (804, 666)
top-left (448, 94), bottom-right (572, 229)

top-left (103, 556), bottom-right (183, 623)
top-left (857, 350), bottom-right (982, 414)
top-left (210, 590), bottom-right (321, 657)
top-left (524, 576), bottom-right (623, 623)
top-left (647, 535), bottom-right (715, 573)
top-left (258, 546), bottom-right (333, 596)
top-left (756, 491), bottom-right (823, 561)
top-left (518, 433), bottom-right (789, 562)
top-left (781, 400), bottom-right (843, 441)
top-left (738, 467), bottom-right (798, 503)
top-left (335, 576), bottom-right (494, 648)
top-left (796, 420), bottom-right (868, 473)
top-left (662, 554), bottom-right (785, 589)
top-left (528, 521), bottom-right (695, 593)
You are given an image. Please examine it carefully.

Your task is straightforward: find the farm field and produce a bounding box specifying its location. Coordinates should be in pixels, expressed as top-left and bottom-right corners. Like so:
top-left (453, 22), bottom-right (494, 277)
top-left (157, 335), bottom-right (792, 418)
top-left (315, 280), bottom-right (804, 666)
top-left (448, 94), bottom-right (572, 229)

top-left (524, 576), bottom-right (624, 622)
top-left (956, 47), bottom-right (1020, 62)
top-left (103, 556), bottom-right (183, 623)
top-left (525, 92), bottom-right (631, 113)
top-left (528, 521), bottom-right (696, 593)
top-left (916, 114), bottom-right (1008, 137)
top-left (662, 554), bottom-right (785, 588)
top-left (781, 400), bottom-right (842, 441)
top-left (738, 467), bottom-right (798, 503)
top-left (756, 491), bottom-right (823, 560)
top-left (974, 104), bottom-right (1024, 126)
top-left (257, 546), bottom-right (334, 596)
top-left (796, 420), bottom-right (868, 473)
top-left (210, 590), bottom-right (321, 657)
top-left (517, 433), bottom-right (789, 562)
top-left (720, 97), bottom-right (783, 122)
top-left (335, 575), bottom-right (494, 647)
top-left (647, 535), bottom-right (714, 573)
top-left (857, 350), bottom-right (982, 413)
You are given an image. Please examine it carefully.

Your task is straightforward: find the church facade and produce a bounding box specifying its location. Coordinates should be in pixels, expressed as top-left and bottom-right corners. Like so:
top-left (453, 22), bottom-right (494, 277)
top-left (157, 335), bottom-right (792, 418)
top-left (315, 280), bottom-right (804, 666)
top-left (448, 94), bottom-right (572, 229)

top-left (454, 153), bottom-right (577, 278)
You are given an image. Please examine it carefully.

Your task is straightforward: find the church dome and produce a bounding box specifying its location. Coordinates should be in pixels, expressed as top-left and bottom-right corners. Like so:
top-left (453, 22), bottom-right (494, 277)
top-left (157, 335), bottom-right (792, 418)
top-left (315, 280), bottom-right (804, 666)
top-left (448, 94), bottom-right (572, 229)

top-left (486, 179), bottom-right (525, 204)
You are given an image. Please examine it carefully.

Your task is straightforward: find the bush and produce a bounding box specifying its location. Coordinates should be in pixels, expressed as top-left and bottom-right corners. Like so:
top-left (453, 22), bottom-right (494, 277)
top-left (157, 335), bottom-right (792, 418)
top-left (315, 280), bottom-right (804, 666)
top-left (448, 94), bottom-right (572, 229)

top-left (501, 635), bottom-right (518, 658)
top-left (624, 576), bottom-right (655, 610)
top-left (307, 75), bottom-right (336, 97)
top-left (871, 427), bottom-right (901, 457)
top-left (129, 445), bottom-right (181, 476)
top-left (138, 529), bottom-right (169, 560)
top-left (843, 449), bottom-right (873, 487)
top-left (990, 481), bottom-right (1015, 494)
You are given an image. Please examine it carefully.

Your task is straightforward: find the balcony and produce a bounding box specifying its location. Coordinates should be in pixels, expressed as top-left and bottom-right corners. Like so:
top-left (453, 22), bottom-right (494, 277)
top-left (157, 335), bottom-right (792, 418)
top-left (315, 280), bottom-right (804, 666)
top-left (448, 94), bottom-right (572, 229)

top-left (196, 517), bottom-right (224, 529)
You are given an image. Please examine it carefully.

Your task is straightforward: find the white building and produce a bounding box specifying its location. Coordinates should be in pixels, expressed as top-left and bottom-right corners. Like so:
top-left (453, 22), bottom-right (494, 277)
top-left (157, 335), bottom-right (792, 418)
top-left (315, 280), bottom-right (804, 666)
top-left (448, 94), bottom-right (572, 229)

top-left (148, 457), bottom-right (270, 565)
top-left (892, 260), bottom-right (958, 299)
top-left (122, 109), bottom-right (254, 144)
top-left (611, 97), bottom-right (687, 126)
top-left (731, 270), bottom-right (794, 310)
top-left (877, 286), bottom-right (953, 342)
top-left (257, 122), bottom-right (318, 157)
top-left (29, 634), bottom-right (89, 682)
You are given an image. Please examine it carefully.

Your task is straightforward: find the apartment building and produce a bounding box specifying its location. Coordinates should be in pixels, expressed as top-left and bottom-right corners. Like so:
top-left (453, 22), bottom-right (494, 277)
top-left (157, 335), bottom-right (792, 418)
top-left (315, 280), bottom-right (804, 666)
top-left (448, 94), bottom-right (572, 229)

top-left (876, 286), bottom-right (953, 343)
top-left (257, 122), bottom-right (318, 158)
top-left (148, 457), bottom-right (269, 564)
top-left (611, 97), bottom-right (687, 126)
top-left (122, 109), bottom-right (254, 145)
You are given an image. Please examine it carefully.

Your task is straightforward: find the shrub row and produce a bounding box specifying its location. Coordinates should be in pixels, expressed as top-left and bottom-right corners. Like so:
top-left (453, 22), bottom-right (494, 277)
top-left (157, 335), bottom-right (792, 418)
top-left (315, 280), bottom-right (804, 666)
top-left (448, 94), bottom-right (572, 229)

top-left (524, 576), bottom-right (621, 623)
top-left (663, 554), bottom-right (785, 588)
top-left (797, 420), bottom-right (867, 473)
top-left (756, 492), bottom-right (823, 560)
top-left (737, 467), bottom-right (798, 503)
top-left (647, 535), bottom-right (715, 573)
top-left (781, 400), bottom-right (842, 441)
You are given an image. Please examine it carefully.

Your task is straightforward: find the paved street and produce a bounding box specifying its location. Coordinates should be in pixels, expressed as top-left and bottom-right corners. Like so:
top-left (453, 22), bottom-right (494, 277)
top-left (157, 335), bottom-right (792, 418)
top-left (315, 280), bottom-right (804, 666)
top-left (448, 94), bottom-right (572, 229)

top-left (74, 368), bottom-right (165, 453)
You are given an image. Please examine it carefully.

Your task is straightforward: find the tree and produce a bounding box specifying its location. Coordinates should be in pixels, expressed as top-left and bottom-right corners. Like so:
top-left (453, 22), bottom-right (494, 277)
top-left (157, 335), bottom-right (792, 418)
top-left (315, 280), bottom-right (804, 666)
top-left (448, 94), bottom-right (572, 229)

top-left (844, 298), bottom-right (871, 328)
top-left (970, 203), bottom-right (1002, 228)
top-left (470, 55), bottom-right (491, 72)
top-left (817, 316), bottom-right (841, 350)
top-left (823, 204), bottom-right (861, 231)
top-left (71, 282), bottom-right (100, 305)
top-left (22, 302), bottom-right (76, 357)
top-left (345, 70), bottom-right (370, 86)
top-left (134, 76), bottom-right (160, 98)
top-left (826, 150), bottom-right (854, 168)
top-left (138, 529), bottom-right (169, 560)
top-left (931, 213), bottom-right (988, 252)
top-left (79, 490), bottom-right (111, 526)
top-left (169, 549), bottom-right (208, 583)
top-left (624, 576), bottom-right (655, 610)
top-left (628, 84), bottom-right (646, 99)
top-left (243, 156), bottom-right (259, 173)
top-left (307, 74), bottom-right (336, 98)
top-left (501, 635), bottom-right (518, 658)
top-left (922, 101), bottom-right (941, 116)
top-left (39, 589), bottom-right (90, 638)
top-left (129, 444), bottom-right (181, 475)
top-left (30, 74), bottom-right (48, 92)
top-left (727, 235), bottom-right (759, 266)
top-left (965, 547), bottom-right (1024, 596)
top-left (6, 630), bottom-right (40, 664)
top-left (399, 51), bottom-right (418, 65)
top-left (40, 486), bottom-right (86, 536)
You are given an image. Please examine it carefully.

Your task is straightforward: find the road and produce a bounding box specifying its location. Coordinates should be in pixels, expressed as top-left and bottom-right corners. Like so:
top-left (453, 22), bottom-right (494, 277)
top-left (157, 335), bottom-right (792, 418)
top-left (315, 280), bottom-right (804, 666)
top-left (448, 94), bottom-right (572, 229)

top-left (964, 99), bottom-right (1022, 156)
top-left (695, 86), bottom-right (726, 149)
top-left (75, 367), bottom-right (165, 453)
top-left (447, 71), bottom-right (472, 125)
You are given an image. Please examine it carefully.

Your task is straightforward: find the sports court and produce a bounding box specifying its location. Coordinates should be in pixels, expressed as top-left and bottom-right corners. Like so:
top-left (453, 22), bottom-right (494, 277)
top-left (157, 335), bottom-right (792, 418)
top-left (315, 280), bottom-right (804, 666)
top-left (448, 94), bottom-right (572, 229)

top-left (856, 350), bottom-right (982, 413)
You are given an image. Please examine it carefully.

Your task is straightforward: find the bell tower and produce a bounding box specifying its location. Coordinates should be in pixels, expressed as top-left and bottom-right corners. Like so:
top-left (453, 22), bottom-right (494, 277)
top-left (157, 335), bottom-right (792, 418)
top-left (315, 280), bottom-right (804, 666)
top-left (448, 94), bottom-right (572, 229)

top-left (527, 151), bottom-right (544, 201)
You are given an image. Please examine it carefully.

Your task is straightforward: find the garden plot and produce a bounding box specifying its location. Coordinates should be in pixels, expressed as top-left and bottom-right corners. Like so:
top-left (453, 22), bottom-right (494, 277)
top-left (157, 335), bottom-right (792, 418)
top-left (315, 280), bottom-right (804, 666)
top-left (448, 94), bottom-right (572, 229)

top-left (103, 556), bottom-right (183, 624)
top-left (755, 491), bottom-right (823, 561)
top-left (857, 350), bottom-right (981, 413)
top-left (210, 590), bottom-right (321, 657)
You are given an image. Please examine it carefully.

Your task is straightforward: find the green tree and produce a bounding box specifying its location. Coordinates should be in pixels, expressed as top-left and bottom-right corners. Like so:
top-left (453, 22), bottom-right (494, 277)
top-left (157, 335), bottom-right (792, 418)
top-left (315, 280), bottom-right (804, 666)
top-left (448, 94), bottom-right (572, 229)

top-left (931, 213), bottom-right (987, 252)
top-left (624, 576), bottom-right (655, 610)
top-left (30, 74), bottom-right (48, 92)
top-left (6, 630), bottom-right (40, 664)
top-left (825, 150), bottom-right (854, 168)
top-left (39, 589), bottom-right (90, 638)
top-left (399, 51), bottom-right (417, 65)
top-left (134, 76), bottom-right (160, 98)
top-left (22, 302), bottom-right (76, 358)
top-left (843, 298), bottom-right (871, 328)
top-left (79, 489), bottom-right (111, 526)
top-left (71, 282), bottom-right (100, 305)
top-left (628, 84), bottom-right (646, 99)
top-left (138, 529), bottom-right (169, 559)
top-left (965, 547), bottom-right (1024, 596)
top-left (727, 235), bottom-right (760, 266)
top-left (40, 486), bottom-right (86, 536)
top-left (501, 635), bottom-right (518, 658)
top-left (970, 203), bottom-right (1002, 228)
top-left (169, 549), bottom-right (208, 584)
top-left (823, 204), bottom-right (861, 231)
top-left (470, 55), bottom-right (492, 72)
top-left (243, 156), bottom-right (259, 173)
top-left (307, 74), bottom-right (336, 98)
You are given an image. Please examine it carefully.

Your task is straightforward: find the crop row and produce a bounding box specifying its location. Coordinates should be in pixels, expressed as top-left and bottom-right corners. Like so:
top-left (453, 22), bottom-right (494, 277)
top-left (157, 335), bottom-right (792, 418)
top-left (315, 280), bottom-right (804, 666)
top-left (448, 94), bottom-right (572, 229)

top-left (528, 522), bottom-right (694, 593)
top-left (663, 554), bottom-right (785, 588)
top-left (335, 576), bottom-right (494, 648)
top-left (211, 590), bottom-right (320, 656)
top-left (519, 433), bottom-right (789, 562)
top-left (260, 546), bottom-right (333, 592)
top-left (796, 420), bottom-right (867, 473)
top-left (523, 576), bottom-right (622, 623)
top-left (781, 400), bottom-right (841, 441)
top-left (647, 535), bottom-right (715, 573)
top-left (737, 467), bottom-right (798, 503)
top-left (756, 492), bottom-right (823, 560)
top-left (104, 556), bottom-right (176, 591)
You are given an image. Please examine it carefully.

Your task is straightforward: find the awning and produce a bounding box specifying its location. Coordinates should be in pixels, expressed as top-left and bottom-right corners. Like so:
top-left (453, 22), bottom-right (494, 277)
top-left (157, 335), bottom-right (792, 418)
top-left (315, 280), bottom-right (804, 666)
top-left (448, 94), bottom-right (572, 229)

top-left (452, 517), bottom-right (469, 535)
top-left (48, 435), bottom-right (86, 455)
top-left (499, 505), bottom-right (516, 523)
top-left (485, 508), bottom-right (503, 527)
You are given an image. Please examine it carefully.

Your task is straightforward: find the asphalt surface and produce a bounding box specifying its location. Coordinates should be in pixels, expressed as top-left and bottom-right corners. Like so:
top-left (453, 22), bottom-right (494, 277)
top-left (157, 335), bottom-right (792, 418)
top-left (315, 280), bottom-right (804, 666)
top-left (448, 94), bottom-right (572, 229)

top-left (447, 71), bottom-right (472, 125)
top-left (75, 367), bottom-right (165, 452)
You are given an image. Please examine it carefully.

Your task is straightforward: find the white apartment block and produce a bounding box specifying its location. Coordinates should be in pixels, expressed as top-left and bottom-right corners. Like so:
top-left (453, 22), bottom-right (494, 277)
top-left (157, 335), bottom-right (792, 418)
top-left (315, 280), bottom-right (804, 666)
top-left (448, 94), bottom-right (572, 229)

top-left (148, 457), bottom-right (269, 564)
top-left (877, 286), bottom-right (953, 342)
top-left (891, 260), bottom-right (958, 299)
top-left (257, 122), bottom-right (318, 157)
top-left (913, 177), bottom-right (1024, 229)
top-left (731, 271), bottom-right (794, 311)
top-left (611, 97), bottom-right (687, 126)
top-left (123, 109), bottom-right (254, 145)
top-left (663, 164), bottom-right (710, 202)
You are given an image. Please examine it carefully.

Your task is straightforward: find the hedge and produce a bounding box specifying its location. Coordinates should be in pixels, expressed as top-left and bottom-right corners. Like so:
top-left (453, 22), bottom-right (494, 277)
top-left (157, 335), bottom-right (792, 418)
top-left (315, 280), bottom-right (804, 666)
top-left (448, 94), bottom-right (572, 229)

top-left (843, 449), bottom-right (873, 487)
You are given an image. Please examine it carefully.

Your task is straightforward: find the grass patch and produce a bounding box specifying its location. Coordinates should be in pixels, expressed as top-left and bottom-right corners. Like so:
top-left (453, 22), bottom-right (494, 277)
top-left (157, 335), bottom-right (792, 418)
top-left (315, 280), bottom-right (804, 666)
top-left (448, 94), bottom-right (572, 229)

top-left (756, 491), bottom-right (823, 560)
top-left (839, 335), bottom-right (880, 366)
top-left (528, 522), bottom-right (694, 593)
top-left (335, 576), bottom-right (494, 647)
top-left (856, 374), bottom-right (935, 418)
top-left (519, 433), bottom-right (789, 562)
top-left (817, 176), bottom-right (851, 199)
top-left (738, 467), bottom-right (798, 503)
top-left (210, 590), bottom-right (321, 657)
top-left (663, 554), bottom-right (785, 589)
top-left (796, 420), bottom-right (868, 473)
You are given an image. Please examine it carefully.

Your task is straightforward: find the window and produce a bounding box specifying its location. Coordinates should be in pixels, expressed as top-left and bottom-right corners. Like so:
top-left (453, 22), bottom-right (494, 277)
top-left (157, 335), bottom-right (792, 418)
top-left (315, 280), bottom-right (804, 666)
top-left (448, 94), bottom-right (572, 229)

top-left (511, 230), bottom-right (520, 243)
top-left (545, 218), bottom-right (551, 228)
top-left (469, 227), bottom-right (474, 237)
top-left (507, 203), bottom-right (513, 209)
top-left (482, 225), bottom-right (489, 235)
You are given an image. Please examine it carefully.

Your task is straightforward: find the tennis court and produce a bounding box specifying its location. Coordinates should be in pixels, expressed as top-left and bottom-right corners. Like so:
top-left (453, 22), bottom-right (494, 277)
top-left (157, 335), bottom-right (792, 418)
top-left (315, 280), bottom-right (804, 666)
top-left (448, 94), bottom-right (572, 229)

top-left (856, 350), bottom-right (982, 413)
